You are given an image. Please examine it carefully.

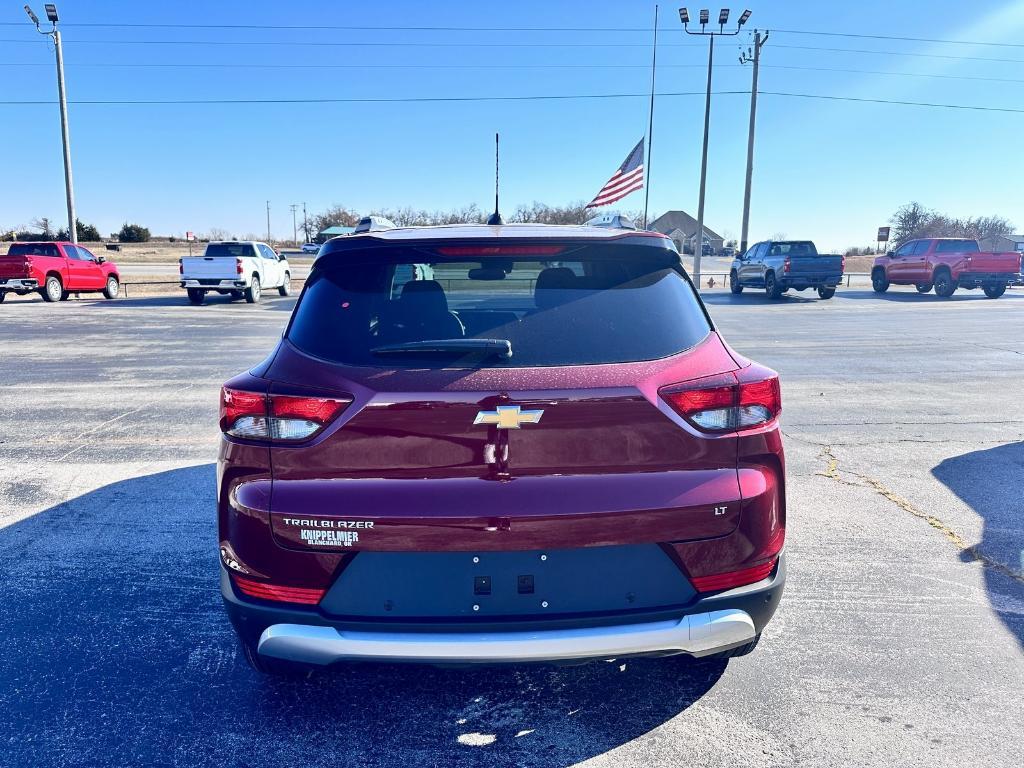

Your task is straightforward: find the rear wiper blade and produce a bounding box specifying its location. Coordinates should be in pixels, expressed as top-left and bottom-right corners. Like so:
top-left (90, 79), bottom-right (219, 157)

top-left (370, 338), bottom-right (513, 360)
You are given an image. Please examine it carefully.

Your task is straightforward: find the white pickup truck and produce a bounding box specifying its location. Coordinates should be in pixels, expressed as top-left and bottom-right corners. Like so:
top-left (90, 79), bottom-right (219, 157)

top-left (179, 241), bottom-right (292, 305)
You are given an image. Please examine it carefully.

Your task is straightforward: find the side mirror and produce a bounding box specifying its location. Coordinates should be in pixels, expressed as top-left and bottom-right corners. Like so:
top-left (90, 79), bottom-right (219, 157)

top-left (886, 250), bottom-right (895, 258)
top-left (96, 255), bottom-right (106, 264)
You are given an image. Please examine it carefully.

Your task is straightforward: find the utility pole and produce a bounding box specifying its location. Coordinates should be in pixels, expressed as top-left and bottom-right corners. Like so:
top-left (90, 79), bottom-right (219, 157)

top-left (25, 4), bottom-right (77, 244)
top-left (739, 29), bottom-right (768, 256)
top-left (289, 204), bottom-right (299, 246)
top-left (265, 201), bottom-right (271, 243)
top-left (302, 202), bottom-right (309, 243)
top-left (679, 8), bottom-right (751, 288)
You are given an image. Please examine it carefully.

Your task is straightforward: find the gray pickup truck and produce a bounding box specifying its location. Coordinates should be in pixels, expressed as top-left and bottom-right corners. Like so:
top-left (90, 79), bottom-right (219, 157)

top-left (730, 240), bottom-right (844, 300)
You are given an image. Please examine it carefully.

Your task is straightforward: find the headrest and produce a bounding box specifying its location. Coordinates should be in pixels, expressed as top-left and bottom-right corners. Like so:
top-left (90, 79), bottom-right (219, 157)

top-left (534, 267), bottom-right (578, 310)
top-left (400, 279), bottom-right (449, 312)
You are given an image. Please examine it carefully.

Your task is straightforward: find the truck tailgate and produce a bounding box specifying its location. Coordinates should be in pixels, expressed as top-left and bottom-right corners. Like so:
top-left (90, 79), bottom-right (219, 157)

top-left (787, 254), bottom-right (843, 276)
top-left (181, 256), bottom-right (238, 279)
top-left (968, 252), bottom-right (1021, 273)
top-left (0, 257), bottom-right (32, 280)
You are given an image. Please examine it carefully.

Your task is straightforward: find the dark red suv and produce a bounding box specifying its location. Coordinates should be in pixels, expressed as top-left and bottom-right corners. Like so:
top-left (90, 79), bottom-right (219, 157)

top-left (218, 224), bottom-right (786, 673)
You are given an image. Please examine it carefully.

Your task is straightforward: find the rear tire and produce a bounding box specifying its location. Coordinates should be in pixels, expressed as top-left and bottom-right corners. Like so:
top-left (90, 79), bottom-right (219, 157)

top-left (42, 275), bottom-right (63, 303)
top-left (871, 269), bottom-right (889, 293)
top-left (187, 288), bottom-right (206, 305)
top-left (0, 292), bottom-right (6, 303)
top-left (240, 640), bottom-right (311, 678)
top-left (817, 286), bottom-right (836, 299)
top-left (983, 283), bottom-right (1006, 299)
top-left (278, 272), bottom-right (292, 296)
top-left (915, 283), bottom-right (932, 293)
top-left (729, 271), bottom-right (743, 294)
top-left (245, 276), bottom-right (261, 304)
top-left (103, 276), bottom-right (119, 300)
top-left (933, 269), bottom-right (956, 298)
top-left (765, 272), bottom-right (783, 300)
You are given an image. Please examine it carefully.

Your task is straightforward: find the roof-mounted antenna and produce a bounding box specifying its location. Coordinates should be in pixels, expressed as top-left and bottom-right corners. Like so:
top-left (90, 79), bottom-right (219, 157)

top-left (487, 132), bottom-right (503, 225)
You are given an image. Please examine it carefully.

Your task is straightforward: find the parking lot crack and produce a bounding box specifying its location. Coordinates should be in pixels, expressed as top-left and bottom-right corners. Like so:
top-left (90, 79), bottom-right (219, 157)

top-left (816, 446), bottom-right (1024, 585)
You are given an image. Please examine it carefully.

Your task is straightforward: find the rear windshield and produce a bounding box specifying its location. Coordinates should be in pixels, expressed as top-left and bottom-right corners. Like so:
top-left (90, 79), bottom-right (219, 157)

top-left (204, 243), bottom-right (256, 258)
top-left (287, 244), bottom-right (710, 368)
top-left (934, 239), bottom-right (980, 253)
top-left (767, 241), bottom-right (818, 257)
top-left (8, 243), bottom-right (59, 257)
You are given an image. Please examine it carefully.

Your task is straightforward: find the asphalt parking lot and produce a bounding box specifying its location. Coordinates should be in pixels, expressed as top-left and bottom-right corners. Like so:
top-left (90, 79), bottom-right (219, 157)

top-left (0, 287), bottom-right (1021, 768)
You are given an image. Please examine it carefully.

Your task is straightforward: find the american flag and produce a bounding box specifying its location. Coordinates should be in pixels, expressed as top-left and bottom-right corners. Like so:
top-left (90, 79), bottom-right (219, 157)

top-left (585, 139), bottom-right (645, 209)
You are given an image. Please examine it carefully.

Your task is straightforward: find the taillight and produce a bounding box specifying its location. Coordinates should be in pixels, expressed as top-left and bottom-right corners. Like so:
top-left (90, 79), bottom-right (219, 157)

top-left (235, 257), bottom-right (244, 274)
top-left (660, 369), bottom-right (781, 433)
top-left (178, 259), bottom-right (183, 274)
top-left (691, 558), bottom-right (778, 592)
top-left (219, 387), bottom-right (350, 442)
top-left (231, 574), bottom-right (325, 605)
top-left (783, 257), bottom-right (791, 274)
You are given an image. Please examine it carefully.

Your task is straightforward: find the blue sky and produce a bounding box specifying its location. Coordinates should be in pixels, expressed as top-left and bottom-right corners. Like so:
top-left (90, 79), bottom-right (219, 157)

top-left (2, 0), bottom-right (1023, 250)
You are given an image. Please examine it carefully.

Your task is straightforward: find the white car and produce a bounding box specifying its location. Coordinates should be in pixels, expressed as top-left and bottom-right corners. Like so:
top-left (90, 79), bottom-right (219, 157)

top-left (179, 241), bottom-right (291, 305)
top-left (301, 242), bottom-right (320, 254)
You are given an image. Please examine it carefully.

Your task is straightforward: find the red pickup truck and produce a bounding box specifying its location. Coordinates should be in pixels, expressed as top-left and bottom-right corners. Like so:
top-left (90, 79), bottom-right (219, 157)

top-left (0, 242), bottom-right (121, 303)
top-left (871, 238), bottom-right (1021, 298)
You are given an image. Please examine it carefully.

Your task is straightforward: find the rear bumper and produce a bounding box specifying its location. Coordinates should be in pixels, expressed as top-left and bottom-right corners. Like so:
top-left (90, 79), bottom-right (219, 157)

top-left (0, 278), bottom-right (39, 290)
top-left (259, 609), bottom-right (756, 665)
top-left (954, 272), bottom-right (1017, 288)
top-left (181, 279), bottom-right (247, 289)
top-left (222, 553), bottom-right (785, 665)
top-left (778, 275), bottom-right (842, 289)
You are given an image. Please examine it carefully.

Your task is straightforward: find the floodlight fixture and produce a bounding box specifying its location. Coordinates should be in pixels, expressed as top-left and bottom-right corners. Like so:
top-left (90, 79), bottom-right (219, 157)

top-left (44, 3), bottom-right (57, 22)
top-left (738, 9), bottom-right (752, 26)
top-left (699, 9), bottom-right (709, 25)
top-left (679, 8), bottom-right (689, 24)
top-left (24, 5), bottom-right (40, 27)
top-left (718, 9), bottom-right (729, 25)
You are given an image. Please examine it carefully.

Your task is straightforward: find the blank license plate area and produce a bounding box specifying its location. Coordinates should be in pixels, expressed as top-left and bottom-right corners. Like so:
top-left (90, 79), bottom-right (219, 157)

top-left (320, 544), bottom-right (695, 619)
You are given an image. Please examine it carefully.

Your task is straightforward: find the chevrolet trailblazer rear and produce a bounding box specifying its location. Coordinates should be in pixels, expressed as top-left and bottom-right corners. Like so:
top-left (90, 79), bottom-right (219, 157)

top-left (217, 224), bottom-right (786, 674)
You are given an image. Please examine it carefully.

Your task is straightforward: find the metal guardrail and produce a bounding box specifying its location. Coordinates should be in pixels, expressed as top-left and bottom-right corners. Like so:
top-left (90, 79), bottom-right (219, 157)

top-left (119, 273), bottom-right (880, 297)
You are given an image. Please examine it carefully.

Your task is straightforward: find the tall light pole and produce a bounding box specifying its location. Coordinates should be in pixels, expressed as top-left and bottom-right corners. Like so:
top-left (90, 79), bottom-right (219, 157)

top-left (289, 203), bottom-right (299, 246)
top-left (26, 4), bottom-right (77, 244)
top-left (265, 201), bottom-right (271, 242)
top-left (679, 7), bottom-right (751, 287)
top-left (302, 202), bottom-right (309, 243)
top-left (739, 27), bottom-right (768, 256)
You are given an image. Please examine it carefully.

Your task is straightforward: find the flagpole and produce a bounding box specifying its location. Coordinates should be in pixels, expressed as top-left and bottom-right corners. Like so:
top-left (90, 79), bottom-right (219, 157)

top-left (642, 4), bottom-right (658, 230)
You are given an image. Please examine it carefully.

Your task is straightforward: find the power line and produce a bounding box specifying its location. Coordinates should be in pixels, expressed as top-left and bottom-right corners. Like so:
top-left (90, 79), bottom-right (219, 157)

top-left (771, 43), bottom-right (1024, 64)
top-left (3, 59), bottom-right (1023, 86)
top-left (0, 90), bottom-right (1021, 114)
top-left (772, 28), bottom-right (1024, 49)
top-left (1, 21), bottom-right (1022, 49)
top-left (5, 36), bottom-right (1024, 63)
top-left (0, 37), bottom-right (700, 48)
top-left (0, 61), bottom-right (720, 71)
top-left (763, 64), bottom-right (1024, 86)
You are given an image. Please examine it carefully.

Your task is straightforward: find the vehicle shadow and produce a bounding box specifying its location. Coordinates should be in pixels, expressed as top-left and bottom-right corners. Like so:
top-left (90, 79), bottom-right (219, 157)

top-left (700, 291), bottom-right (818, 305)
top-left (838, 288), bottom-right (1024, 302)
top-left (0, 465), bottom-right (725, 768)
top-left (932, 443), bottom-right (1024, 651)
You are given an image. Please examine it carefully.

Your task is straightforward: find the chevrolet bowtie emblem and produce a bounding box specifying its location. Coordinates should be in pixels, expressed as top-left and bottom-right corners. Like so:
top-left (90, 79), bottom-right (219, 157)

top-left (474, 405), bottom-right (545, 429)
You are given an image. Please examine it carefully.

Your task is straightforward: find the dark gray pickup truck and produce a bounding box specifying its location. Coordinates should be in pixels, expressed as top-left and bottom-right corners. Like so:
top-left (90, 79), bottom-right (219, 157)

top-left (730, 240), bottom-right (844, 300)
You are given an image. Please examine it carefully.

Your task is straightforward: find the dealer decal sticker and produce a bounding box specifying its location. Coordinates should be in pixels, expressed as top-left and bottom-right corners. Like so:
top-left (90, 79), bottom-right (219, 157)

top-left (280, 518), bottom-right (374, 548)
